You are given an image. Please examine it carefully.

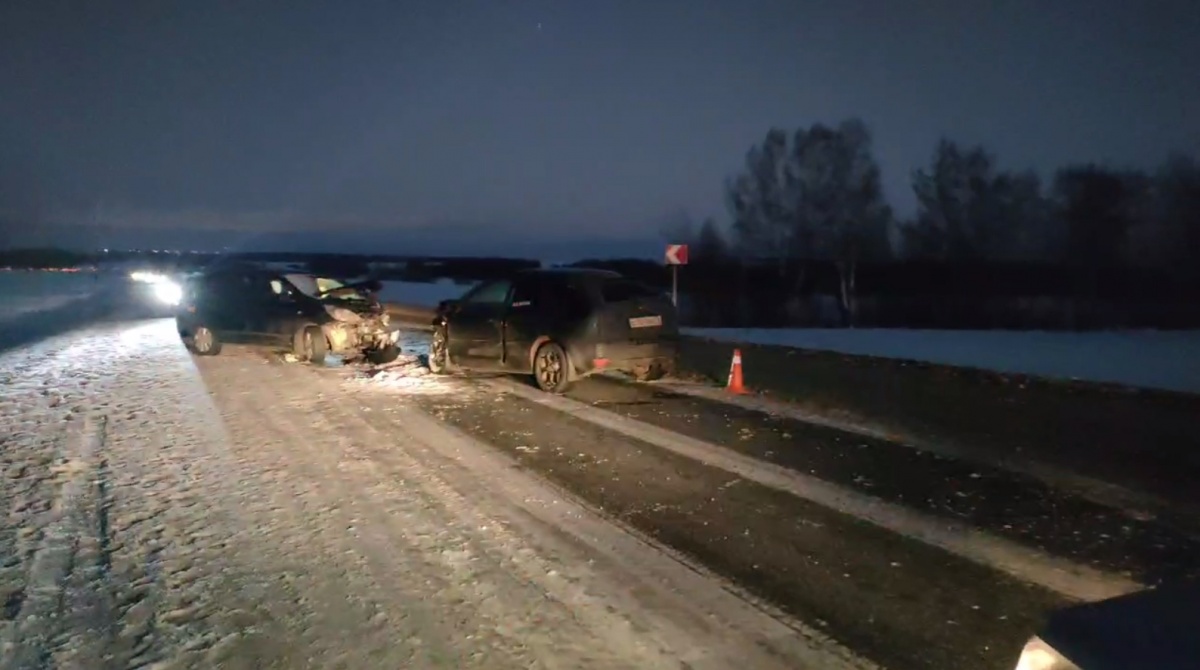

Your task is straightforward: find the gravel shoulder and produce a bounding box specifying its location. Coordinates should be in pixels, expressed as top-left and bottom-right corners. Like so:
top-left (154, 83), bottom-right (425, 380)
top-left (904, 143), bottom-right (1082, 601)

top-left (560, 375), bottom-right (1200, 587)
top-left (676, 336), bottom-right (1200, 510)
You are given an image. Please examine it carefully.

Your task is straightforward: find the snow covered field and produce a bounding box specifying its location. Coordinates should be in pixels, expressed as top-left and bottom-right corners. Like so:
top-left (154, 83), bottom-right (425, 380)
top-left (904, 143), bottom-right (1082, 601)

top-left (0, 271), bottom-right (100, 322)
top-left (685, 327), bottom-right (1200, 394)
top-left (377, 278), bottom-right (473, 306)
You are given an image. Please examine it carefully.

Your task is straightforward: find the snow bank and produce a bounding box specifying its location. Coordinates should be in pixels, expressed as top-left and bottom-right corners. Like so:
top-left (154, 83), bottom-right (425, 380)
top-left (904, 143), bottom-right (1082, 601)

top-left (684, 327), bottom-right (1200, 394)
top-left (349, 353), bottom-right (455, 395)
top-left (378, 279), bottom-right (473, 307)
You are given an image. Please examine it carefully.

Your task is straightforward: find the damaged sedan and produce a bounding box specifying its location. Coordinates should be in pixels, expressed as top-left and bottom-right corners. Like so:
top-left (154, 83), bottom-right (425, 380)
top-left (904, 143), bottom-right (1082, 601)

top-left (175, 267), bottom-right (401, 364)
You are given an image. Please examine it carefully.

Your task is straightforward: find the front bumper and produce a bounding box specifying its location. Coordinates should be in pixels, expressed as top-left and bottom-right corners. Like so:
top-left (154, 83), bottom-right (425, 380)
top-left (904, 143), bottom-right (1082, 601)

top-left (322, 320), bottom-right (400, 354)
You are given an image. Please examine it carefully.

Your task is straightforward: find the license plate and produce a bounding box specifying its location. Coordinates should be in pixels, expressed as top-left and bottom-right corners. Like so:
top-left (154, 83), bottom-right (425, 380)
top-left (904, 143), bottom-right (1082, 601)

top-left (628, 315), bottom-right (662, 328)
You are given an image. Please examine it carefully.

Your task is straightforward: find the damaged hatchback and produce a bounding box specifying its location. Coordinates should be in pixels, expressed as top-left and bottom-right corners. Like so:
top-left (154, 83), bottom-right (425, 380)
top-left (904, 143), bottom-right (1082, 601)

top-left (428, 268), bottom-right (678, 393)
top-left (175, 267), bottom-right (401, 364)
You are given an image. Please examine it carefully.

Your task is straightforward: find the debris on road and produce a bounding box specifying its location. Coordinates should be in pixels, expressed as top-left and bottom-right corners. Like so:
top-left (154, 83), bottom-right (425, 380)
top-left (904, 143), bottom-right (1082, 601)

top-left (350, 353), bottom-right (455, 395)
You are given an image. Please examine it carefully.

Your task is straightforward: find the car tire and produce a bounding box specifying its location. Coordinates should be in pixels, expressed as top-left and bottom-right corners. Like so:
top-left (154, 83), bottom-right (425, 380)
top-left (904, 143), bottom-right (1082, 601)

top-left (366, 345), bottom-right (400, 365)
top-left (532, 341), bottom-right (573, 394)
top-left (190, 326), bottom-right (222, 356)
top-left (428, 326), bottom-right (450, 375)
top-left (294, 325), bottom-right (328, 364)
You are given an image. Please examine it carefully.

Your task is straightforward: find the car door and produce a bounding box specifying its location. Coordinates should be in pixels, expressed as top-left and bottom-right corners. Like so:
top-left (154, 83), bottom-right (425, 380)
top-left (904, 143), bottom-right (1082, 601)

top-left (200, 274), bottom-right (256, 343)
top-left (254, 277), bottom-right (312, 345)
top-left (500, 275), bottom-right (541, 371)
top-left (446, 279), bottom-right (511, 370)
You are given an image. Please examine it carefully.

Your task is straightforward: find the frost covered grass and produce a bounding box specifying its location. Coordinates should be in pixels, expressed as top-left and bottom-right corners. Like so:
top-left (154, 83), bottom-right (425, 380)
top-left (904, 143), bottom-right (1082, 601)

top-left (685, 327), bottom-right (1200, 394)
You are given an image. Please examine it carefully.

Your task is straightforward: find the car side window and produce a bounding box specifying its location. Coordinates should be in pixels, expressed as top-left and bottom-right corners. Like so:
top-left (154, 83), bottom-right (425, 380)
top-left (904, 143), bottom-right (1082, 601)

top-left (540, 280), bottom-right (591, 319)
top-left (461, 280), bottom-right (512, 306)
top-left (509, 277), bottom-right (538, 308)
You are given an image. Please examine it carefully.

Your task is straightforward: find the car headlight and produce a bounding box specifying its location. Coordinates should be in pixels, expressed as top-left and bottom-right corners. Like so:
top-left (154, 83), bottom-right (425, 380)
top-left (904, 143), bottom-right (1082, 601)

top-left (1014, 637), bottom-right (1081, 670)
top-left (152, 280), bottom-right (183, 306)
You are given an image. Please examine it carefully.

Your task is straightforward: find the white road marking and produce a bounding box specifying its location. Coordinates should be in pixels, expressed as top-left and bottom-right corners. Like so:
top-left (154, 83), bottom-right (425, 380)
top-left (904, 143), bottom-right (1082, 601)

top-left (485, 377), bottom-right (1145, 603)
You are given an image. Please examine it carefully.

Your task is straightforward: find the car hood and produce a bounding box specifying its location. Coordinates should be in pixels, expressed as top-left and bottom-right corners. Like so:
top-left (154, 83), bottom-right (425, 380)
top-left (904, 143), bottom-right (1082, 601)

top-left (320, 295), bottom-right (383, 315)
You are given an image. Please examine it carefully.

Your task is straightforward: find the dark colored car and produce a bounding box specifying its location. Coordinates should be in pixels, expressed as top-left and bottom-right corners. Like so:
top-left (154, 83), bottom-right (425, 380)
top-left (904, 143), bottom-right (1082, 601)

top-left (428, 268), bottom-right (678, 393)
top-left (1012, 581), bottom-right (1200, 669)
top-left (175, 268), bottom-right (401, 363)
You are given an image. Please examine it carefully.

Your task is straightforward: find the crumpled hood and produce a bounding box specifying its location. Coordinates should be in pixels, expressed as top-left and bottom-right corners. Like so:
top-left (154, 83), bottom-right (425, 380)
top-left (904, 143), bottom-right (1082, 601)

top-left (320, 294), bottom-right (383, 316)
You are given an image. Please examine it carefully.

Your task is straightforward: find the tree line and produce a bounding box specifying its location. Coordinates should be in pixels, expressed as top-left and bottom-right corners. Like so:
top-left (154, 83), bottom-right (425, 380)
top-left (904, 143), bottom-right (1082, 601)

top-left (668, 119), bottom-right (1200, 329)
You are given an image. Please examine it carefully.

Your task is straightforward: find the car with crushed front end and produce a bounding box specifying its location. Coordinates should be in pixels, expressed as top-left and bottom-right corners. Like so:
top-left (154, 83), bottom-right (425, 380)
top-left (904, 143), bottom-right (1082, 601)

top-left (427, 268), bottom-right (678, 393)
top-left (175, 267), bottom-right (402, 364)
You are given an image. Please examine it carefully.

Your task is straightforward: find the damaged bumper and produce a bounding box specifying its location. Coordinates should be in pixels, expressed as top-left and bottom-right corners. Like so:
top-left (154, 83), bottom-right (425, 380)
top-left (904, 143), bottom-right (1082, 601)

top-left (322, 311), bottom-right (400, 355)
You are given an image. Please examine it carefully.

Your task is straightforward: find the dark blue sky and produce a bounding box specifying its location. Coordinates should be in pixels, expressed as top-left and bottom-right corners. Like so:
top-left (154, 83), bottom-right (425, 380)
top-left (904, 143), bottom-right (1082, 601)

top-left (2, 0), bottom-right (1198, 255)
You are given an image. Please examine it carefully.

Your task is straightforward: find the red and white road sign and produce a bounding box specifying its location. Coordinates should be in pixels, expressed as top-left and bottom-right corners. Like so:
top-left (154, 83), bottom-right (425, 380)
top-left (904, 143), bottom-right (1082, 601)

top-left (665, 244), bottom-right (689, 265)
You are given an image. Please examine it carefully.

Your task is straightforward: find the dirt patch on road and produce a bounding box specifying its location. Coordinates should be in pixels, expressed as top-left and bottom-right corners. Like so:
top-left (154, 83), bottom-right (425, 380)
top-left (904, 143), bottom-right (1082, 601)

top-left (676, 336), bottom-right (1200, 508)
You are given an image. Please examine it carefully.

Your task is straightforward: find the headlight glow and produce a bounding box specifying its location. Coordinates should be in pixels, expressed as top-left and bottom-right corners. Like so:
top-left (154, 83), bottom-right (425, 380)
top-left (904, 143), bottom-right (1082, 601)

top-left (152, 280), bottom-right (183, 306)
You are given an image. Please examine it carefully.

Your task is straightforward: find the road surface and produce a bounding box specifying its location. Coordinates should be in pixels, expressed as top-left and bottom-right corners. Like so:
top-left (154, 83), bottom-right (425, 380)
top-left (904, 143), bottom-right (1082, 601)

top-left (2, 316), bottom-right (1196, 670)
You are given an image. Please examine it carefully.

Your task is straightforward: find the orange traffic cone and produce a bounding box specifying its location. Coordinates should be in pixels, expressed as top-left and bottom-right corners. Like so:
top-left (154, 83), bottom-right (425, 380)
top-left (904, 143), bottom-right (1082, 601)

top-left (726, 349), bottom-right (748, 394)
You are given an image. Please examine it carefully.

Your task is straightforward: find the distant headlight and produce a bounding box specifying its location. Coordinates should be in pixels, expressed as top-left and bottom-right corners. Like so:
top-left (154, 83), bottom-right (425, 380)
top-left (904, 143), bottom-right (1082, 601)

top-left (324, 305), bottom-right (362, 323)
top-left (152, 280), bottom-right (183, 306)
top-left (1013, 637), bottom-right (1081, 670)
top-left (130, 271), bottom-right (163, 283)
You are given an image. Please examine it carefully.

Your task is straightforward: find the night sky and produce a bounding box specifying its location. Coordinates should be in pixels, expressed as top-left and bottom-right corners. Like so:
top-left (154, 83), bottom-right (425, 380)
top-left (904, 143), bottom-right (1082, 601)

top-left (2, 0), bottom-right (1198, 255)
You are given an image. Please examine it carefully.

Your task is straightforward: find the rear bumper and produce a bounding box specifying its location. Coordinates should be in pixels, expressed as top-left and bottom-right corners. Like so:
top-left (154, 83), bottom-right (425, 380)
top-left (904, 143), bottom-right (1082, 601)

top-left (587, 341), bottom-right (677, 374)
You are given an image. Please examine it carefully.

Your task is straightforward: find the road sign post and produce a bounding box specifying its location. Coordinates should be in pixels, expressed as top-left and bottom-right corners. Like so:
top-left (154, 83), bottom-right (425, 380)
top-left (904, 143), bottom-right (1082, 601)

top-left (664, 244), bottom-right (689, 307)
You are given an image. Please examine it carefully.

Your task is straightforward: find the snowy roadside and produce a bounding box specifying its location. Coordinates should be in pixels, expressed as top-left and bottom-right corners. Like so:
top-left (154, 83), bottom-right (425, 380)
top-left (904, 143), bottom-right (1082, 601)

top-left (684, 327), bottom-right (1200, 394)
top-left (0, 319), bottom-right (308, 669)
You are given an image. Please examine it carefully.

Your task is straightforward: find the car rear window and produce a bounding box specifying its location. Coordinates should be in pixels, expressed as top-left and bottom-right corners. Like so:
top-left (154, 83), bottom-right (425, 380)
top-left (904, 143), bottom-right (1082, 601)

top-left (600, 278), bottom-right (660, 303)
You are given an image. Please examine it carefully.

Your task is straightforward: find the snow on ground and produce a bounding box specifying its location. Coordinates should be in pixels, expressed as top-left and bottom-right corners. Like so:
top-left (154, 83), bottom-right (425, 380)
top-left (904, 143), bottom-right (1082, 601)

top-left (378, 278), bottom-right (474, 306)
top-left (685, 327), bottom-right (1200, 394)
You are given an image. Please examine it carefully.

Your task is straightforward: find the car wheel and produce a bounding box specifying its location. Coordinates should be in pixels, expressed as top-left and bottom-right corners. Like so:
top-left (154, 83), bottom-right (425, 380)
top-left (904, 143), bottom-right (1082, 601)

top-left (191, 326), bottom-right (222, 356)
top-left (428, 326), bottom-right (450, 374)
top-left (294, 325), bottom-right (328, 364)
top-left (366, 345), bottom-right (400, 365)
top-left (533, 341), bottom-right (572, 394)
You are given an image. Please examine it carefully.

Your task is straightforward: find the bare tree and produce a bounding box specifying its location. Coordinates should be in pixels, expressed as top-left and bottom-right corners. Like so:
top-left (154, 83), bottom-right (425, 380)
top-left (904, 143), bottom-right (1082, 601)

top-left (1054, 164), bottom-right (1146, 268)
top-left (904, 139), bottom-right (1050, 261)
top-left (788, 119), bottom-right (891, 325)
top-left (727, 128), bottom-right (797, 277)
top-left (1150, 154), bottom-right (1200, 279)
top-left (692, 217), bottom-right (728, 265)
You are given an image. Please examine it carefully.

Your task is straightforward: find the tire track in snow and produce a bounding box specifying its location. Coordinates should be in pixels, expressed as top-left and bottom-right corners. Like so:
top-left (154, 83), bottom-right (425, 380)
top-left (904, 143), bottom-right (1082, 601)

top-left (0, 415), bottom-right (113, 670)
